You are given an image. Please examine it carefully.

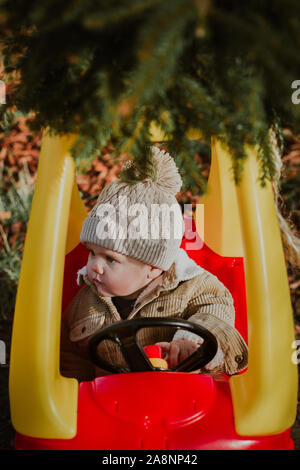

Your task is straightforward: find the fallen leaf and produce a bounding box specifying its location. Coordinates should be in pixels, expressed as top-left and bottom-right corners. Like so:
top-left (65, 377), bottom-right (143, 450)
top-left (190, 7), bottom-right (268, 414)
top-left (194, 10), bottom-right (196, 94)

top-left (0, 211), bottom-right (11, 220)
top-left (11, 221), bottom-right (23, 234)
top-left (8, 233), bottom-right (18, 247)
top-left (290, 279), bottom-right (300, 290)
top-left (89, 183), bottom-right (101, 194)
top-left (93, 160), bottom-right (107, 173)
top-left (295, 324), bottom-right (300, 336)
top-left (76, 175), bottom-right (91, 192)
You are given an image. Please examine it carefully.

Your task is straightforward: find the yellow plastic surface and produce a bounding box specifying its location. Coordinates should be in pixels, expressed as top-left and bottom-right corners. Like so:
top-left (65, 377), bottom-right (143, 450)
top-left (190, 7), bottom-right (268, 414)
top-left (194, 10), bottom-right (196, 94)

top-left (65, 177), bottom-right (88, 255)
top-left (150, 121), bottom-right (202, 142)
top-left (149, 358), bottom-right (169, 369)
top-left (9, 130), bottom-right (79, 438)
top-left (196, 139), bottom-right (244, 257)
top-left (229, 145), bottom-right (298, 435)
top-left (200, 139), bottom-right (297, 435)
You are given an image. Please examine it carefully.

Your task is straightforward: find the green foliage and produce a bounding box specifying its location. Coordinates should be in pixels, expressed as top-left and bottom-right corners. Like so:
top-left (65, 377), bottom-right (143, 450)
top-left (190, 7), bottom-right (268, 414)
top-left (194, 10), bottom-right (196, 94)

top-left (1, 0), bottom-right (300, 188)
top-left (0, 108), bottom-right (27, 136)
top-left (0, 165), bottom-right (34, 320)
top-left (0, 234), bottom-right (22, 321)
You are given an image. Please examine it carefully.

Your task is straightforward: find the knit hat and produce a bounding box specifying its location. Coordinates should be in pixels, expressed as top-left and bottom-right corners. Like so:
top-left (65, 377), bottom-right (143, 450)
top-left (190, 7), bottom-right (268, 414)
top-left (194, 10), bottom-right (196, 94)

top-left (80, 146), bottom-right (185, 270)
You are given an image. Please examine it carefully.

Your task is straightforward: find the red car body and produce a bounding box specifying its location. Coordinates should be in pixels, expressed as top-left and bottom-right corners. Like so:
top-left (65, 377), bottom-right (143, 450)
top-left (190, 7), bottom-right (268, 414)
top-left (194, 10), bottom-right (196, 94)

top-left (14, 224), bottom-right (294, 450)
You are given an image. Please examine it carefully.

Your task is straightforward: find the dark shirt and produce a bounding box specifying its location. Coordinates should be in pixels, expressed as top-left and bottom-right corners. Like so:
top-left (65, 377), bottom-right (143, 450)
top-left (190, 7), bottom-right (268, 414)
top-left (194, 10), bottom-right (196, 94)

top-left (111, 296), bottom-right (137, 319)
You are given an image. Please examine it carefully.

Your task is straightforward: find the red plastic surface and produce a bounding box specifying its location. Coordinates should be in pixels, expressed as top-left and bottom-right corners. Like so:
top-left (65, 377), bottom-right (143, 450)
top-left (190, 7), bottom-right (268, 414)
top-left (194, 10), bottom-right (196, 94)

top-left (144, 345), bottom-right (163, 359)
top-left (15, 373), bottom-right (293, 450)
top-left (62, 242), bottom-right (89, 315)
top-left (180, 218), bottom-right (248, 344)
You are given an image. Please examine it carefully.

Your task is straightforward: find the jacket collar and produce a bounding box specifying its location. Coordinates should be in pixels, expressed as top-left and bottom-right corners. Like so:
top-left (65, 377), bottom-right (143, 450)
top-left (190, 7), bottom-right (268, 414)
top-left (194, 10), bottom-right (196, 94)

top-left (76, 248), bottom-right (204, 305)
top-left (141, 248), bottom-right (203, 293)
top-left (130, 249), bottom-right (203, 309)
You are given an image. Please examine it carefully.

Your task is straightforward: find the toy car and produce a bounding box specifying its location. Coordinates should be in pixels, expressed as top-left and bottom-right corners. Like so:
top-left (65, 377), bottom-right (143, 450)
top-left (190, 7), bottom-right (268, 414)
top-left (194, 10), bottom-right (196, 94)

top-left (9, 131), bottom-right (298, 450)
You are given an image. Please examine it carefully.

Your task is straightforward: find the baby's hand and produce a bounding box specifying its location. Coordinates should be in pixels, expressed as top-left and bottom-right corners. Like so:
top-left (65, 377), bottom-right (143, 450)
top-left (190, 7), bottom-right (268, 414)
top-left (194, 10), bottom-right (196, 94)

top-left (156, 339), bottom-right (200, 368)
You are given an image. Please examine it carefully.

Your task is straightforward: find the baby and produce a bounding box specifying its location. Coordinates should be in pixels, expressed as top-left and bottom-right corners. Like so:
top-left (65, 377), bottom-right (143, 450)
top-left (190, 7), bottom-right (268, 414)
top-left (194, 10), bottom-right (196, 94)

top-left (60, 147), bottom-right (248, 381)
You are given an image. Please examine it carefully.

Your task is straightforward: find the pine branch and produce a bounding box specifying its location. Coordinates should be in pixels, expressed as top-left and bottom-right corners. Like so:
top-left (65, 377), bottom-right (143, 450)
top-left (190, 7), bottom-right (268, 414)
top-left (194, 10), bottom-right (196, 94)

top-left (1, 0), bottom-right (300, 189)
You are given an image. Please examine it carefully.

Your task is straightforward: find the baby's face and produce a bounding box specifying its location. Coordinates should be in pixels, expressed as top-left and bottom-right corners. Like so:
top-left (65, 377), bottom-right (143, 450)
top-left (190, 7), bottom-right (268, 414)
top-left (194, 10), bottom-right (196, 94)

top-left (85, 242), bottom-right (162, 298)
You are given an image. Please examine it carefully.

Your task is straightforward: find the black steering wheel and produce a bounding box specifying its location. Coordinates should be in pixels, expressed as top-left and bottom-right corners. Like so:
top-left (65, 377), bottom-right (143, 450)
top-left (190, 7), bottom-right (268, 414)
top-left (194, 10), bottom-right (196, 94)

top-left (88, 318), bottom-right (218, 373)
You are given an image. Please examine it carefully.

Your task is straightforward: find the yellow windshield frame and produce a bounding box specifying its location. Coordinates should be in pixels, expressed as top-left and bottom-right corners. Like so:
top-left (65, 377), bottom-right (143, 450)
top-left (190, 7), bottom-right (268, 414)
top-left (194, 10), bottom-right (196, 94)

top-left (9, 131), bottom-right (82, 438)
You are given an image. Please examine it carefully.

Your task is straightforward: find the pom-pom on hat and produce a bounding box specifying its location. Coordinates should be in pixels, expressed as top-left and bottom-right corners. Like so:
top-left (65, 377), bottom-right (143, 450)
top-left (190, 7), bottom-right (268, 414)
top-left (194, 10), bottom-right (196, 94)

top-left (80, 146), bottom-right (185, 270)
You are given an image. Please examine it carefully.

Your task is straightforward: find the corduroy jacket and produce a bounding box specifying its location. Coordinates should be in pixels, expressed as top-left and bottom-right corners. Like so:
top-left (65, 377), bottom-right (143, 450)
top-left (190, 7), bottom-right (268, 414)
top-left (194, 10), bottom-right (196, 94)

top-left (60, 249), bottom-right (248, 381)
